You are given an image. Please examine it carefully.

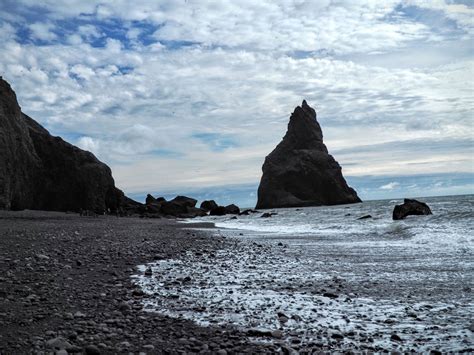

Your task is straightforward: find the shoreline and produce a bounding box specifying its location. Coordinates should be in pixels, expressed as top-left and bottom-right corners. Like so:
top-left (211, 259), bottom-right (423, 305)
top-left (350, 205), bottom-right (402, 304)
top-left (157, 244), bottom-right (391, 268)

top-left (1, 205), bottom-right (472, 353)
top-left (0, 211), bottom-right (276, 353)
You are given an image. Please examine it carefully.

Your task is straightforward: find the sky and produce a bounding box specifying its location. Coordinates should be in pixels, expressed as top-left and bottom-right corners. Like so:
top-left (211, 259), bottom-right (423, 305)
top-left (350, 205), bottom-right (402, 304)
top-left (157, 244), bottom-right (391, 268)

top-left (0, 0), bottom-right (473, 207)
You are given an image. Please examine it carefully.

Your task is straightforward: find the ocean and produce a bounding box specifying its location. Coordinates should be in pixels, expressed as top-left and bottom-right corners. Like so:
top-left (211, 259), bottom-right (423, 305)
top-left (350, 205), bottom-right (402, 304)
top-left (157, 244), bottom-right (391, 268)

top-left (134, 195), bottom-right (474, 352)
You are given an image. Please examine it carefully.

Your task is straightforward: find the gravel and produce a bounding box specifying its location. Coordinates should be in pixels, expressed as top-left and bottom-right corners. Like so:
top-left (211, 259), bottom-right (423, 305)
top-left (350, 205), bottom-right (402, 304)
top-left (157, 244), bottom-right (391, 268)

top-left (0, 210), bottom-right (277, 353)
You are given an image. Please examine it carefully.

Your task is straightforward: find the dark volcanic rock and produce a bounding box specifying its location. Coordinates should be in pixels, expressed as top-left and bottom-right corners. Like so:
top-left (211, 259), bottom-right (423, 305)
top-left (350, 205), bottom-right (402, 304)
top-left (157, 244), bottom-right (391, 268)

top-left (146, 194), bottom-right (157, 204)
top-left (145, 194), bottom-right (164, 214)
top-left (393, 198), bottom-right (432, 220)
top-left (210, 206), bottom-right (227, 216)
top-left (200, 200), bottom-right (218, 211)
top-left (225, 204), bottom-right (240, 214)
top-left (0, 77), bottom-right (126, 212)
top-left (161, 196), bottom-right (197, 216)
top-left (256, 100), bottom-right (361, 209)
top-left (239, 209), bottom-right (258, 215)
top-left (182, 206), bottom-right (208, 218)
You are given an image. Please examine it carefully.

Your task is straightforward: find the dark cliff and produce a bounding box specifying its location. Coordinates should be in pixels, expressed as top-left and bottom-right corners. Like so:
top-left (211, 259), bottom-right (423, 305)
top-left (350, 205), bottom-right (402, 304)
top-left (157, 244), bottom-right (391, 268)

top-left (0, 77), bottom-right (124, 212)
top-left (256, 100), bottom-right (361, 209)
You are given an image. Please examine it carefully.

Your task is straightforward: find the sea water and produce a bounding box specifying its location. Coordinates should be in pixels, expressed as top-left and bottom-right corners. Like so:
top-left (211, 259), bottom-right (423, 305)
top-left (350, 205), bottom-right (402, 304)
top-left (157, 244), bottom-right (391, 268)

top-left (133, 195), bottom-right (474, 351)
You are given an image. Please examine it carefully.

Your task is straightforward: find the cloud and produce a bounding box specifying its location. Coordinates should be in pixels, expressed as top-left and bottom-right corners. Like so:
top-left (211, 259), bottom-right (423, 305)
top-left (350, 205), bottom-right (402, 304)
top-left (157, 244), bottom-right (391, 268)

top-left (0, 0), bottom-right (472, 199)
top-left (77, 136), bottom-right (99, 153)
top-left (380, 182), bottom-right (400, 190)
top-left (29, 22), bottom-right (57, 41)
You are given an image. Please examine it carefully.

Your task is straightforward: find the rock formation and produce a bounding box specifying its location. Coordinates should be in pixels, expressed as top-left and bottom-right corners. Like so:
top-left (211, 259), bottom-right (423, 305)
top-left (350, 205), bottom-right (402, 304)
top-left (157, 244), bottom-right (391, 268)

top-left (393, 199), bottom-right (432, 220)
top-left (0, 77), bottom-right (125, 212)
top-left (200, 200), bottom-right (218, 211)
top-left (256, 100), bottom-right (361, 209)
top-left (224, 204), bottom-right (240, 214)
top-left (161, 196), bottom-right (198, 216)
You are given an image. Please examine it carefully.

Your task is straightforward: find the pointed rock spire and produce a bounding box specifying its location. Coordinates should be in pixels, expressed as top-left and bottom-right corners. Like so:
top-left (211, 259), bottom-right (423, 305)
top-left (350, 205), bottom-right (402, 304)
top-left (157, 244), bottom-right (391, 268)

top-left (256, 101), bottom-right (361, 209)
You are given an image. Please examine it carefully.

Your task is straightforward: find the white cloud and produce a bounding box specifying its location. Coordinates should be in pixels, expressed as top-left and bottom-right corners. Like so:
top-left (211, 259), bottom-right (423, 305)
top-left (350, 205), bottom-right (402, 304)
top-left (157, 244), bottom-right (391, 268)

top-left (77, 136), bottom-right (100, 154)
top-left (380, 182), bottom-right (400, 190)
top-left (29, 22), bottom-right (57, 41)
top-left (0, 0), bottom-right (472, 196)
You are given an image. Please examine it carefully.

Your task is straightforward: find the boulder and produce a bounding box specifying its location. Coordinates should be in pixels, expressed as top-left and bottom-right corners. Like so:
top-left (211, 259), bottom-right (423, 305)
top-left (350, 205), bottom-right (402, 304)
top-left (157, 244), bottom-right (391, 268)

top-left (0, 77), bottom-right (126, 212)
top-left (224, 204), bottom-right (240, 214)
top-left (161, 195), bottom-right (197, 216)
top-left (182, 206), bottom-right (208, 218)
top-left (239, 209), bottom-right (258, 215)
top-left (144, 194), bottom-right (165, 214)
top-left (200, 199), bottom-right (218, 211)
top-left (392, 199), bottom-right (432, 220)
top-left (146, 203), bottom-right (162, 214)
top-left (145, 194), bottom-right (157, 204)
top-left (171, 195), bottom-right (197, 208)
top-left (209, 206), bottom-right (227, 216)
top-left (256, 100), bottom-right (361, 209)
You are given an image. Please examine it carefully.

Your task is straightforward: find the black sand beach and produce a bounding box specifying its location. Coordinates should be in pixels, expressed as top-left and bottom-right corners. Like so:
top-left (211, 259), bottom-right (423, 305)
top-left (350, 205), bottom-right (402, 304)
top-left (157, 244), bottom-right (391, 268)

top-left (0, 211), bottom-right (276, 354)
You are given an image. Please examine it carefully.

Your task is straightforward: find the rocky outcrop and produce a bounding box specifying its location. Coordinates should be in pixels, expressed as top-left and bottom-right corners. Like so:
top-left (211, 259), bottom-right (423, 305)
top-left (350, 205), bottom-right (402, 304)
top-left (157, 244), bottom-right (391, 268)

top-left (224, 204), bottom-right (240, 215)
top-left (146, 194), bottom-right (157, 205)
top-left (393, 199), bottom-right (432, 220)
top-left (209, 206), bottom-right (227, 216)
top-left (256, 100), bottom-right (361, 209)
top-left (161, 196), bottom-right (196, 216)
top-left (0, 77), bottom-right (126, 212)
top-left (200, 200), bottom-right (218, 212)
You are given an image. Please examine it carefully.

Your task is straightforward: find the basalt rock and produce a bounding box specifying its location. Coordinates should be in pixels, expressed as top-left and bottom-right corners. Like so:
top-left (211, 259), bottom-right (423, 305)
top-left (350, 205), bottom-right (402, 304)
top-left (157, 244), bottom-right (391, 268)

top-left (209, 206), bottom-right (227, 216)
top-left (256, 100), bottom-right (361, 209)
top-left (200, 200), bottom-right (218, 212)
top-left (224, 204), bottom-right (240, 215)
top-left (145, 194), bottom-right (157, 205)
top-left (0, 77), bottom-right (127, 212)
top-left (160, 196), bottom-right (197, 216)
top-left (392, 198), bottom-right (432, 220)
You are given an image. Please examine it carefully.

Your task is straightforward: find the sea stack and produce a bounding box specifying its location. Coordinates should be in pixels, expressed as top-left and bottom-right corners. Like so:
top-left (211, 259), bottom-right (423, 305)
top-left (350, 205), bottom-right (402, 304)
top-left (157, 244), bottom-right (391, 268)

top-left (256, 100), bottom-right (361, 209)
top-left (0, 77), bottom-right (125, 212)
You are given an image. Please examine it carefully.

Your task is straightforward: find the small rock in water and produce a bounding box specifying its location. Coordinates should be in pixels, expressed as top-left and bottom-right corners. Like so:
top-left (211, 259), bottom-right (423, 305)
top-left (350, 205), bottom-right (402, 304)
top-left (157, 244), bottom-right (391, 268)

top-left (144, 267), bottom-right (153, 276)
top-left (391, 333), bottom-right (402, 342)
top-left (357, 215), bottom-right (372, 220)
top-left (323, 292), bottom-right (338, 299)
top-left (291, 314), bottom-right (303, 321)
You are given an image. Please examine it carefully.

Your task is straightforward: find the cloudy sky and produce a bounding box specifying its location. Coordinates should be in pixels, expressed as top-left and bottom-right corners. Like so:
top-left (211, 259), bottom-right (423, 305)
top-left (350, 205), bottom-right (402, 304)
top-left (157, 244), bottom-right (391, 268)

top-left (1, 0), bottom-right (473, 206)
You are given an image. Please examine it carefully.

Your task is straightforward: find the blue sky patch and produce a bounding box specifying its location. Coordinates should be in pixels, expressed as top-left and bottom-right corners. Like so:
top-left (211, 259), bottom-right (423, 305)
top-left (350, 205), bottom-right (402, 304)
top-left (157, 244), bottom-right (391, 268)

top-left (191, 132), bottom-right (239, 151)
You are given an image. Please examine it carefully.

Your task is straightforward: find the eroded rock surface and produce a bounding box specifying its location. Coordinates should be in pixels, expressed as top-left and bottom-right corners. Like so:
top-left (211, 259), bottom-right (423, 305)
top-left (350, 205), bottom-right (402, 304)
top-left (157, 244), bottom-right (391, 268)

top-left (256, 100), bottom-right (361, 209)
top-left (393, 198), bottom-right (432, 220)
top-left (0, 77), bottom-right (124, 212)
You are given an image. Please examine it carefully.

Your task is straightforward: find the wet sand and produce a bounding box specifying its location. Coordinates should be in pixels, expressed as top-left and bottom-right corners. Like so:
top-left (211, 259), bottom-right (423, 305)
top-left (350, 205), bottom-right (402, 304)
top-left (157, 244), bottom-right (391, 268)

top-left (0, 211), bottom-right (276, 354)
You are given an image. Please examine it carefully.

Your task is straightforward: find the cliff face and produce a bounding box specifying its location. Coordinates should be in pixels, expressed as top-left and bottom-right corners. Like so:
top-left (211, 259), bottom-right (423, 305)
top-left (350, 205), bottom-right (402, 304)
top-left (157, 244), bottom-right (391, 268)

top-left (256, 100), bottom-right (361, 209)
top-left (0, 77), bottom-right (124, 212)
